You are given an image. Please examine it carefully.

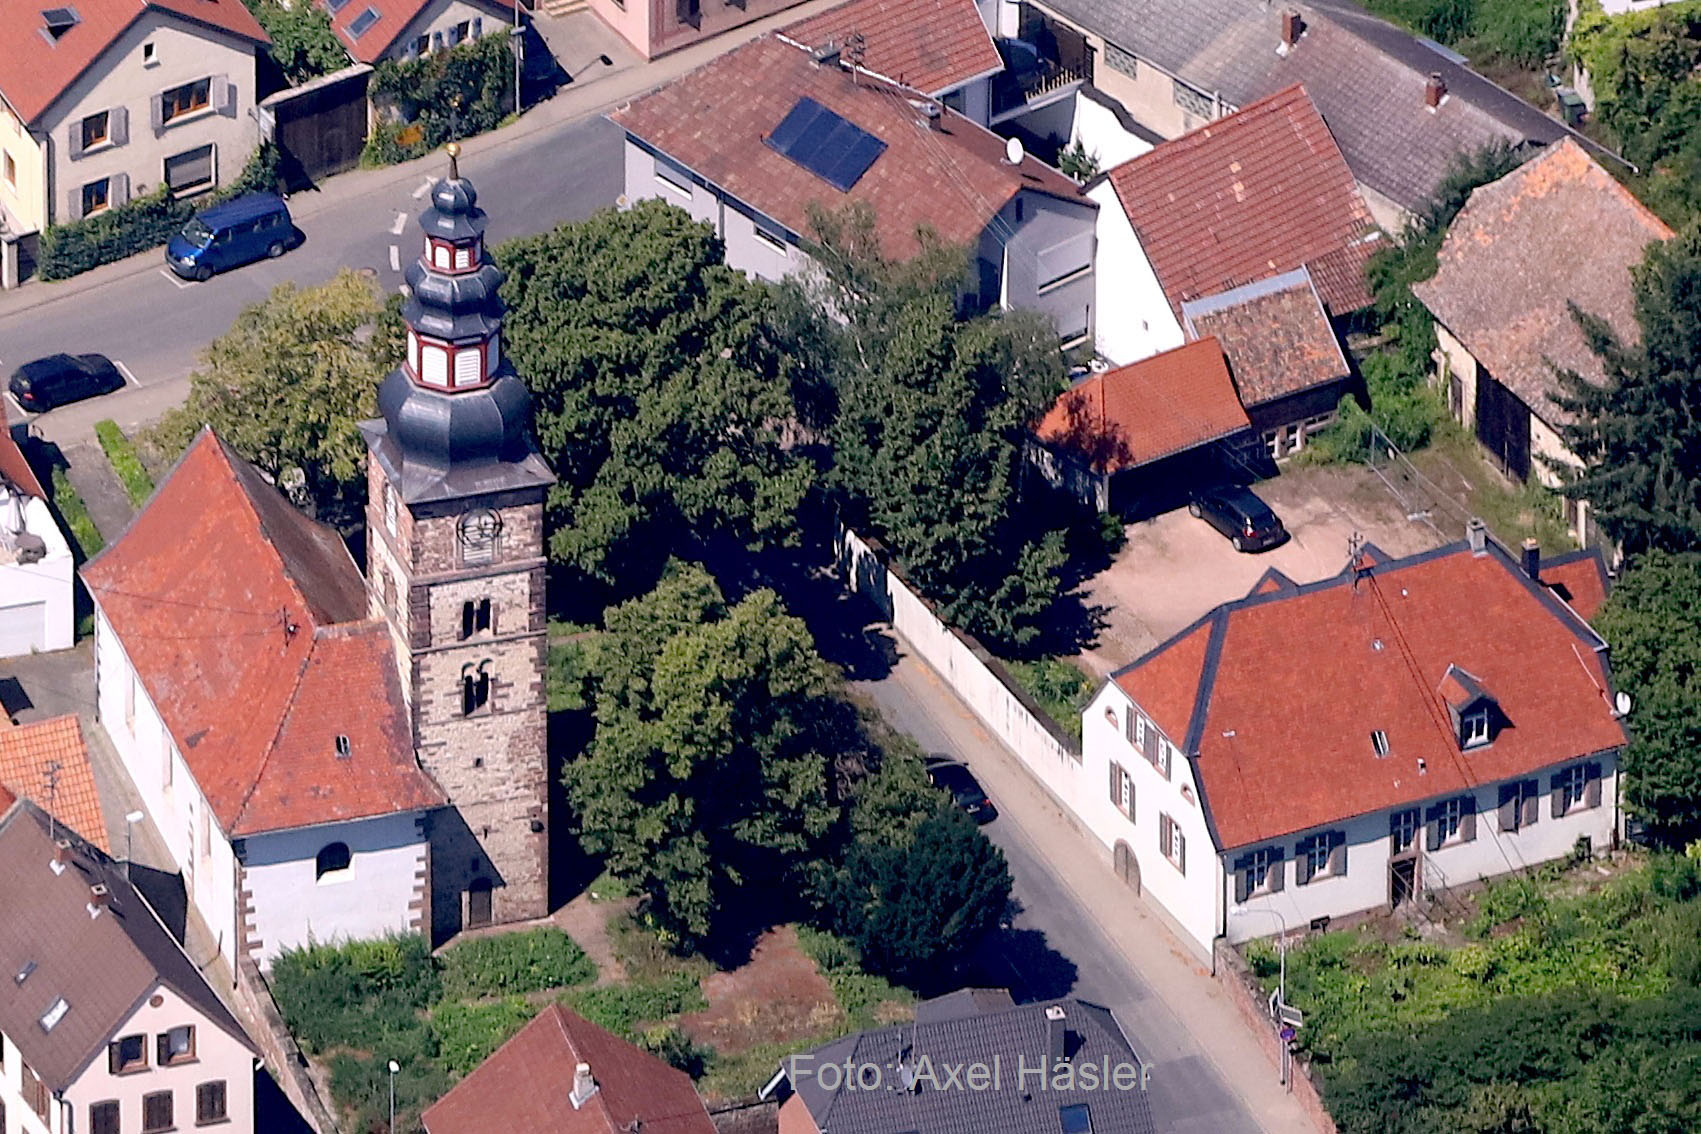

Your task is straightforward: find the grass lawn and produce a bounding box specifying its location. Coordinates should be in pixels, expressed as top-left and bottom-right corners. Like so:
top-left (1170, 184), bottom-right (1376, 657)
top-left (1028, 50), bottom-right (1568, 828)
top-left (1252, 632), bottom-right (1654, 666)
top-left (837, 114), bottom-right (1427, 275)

top-left (1408, 430), bottom-right (1575, 552)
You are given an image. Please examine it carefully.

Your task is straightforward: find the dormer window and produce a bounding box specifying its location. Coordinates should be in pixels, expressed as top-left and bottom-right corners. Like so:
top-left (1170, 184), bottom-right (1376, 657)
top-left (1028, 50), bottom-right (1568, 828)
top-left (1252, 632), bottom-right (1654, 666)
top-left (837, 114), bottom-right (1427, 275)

top-left (1462, 707), bottom-right (1489, 748)
top-left (1439, 665), bottom-right (1498, 751)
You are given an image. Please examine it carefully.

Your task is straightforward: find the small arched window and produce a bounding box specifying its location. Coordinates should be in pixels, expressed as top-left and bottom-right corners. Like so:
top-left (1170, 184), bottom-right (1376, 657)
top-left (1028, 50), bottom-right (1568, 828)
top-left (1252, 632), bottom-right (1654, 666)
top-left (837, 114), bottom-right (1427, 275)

top-left (315, 842), bottom-right (352, 882)
top-left (461, 661), bottom-right (492, 716)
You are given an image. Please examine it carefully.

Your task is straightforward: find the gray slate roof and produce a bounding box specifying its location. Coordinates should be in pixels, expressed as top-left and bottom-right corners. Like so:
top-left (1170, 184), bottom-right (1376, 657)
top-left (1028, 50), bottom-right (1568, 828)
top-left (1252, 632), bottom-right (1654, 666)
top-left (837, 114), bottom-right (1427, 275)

top-left (0, 800), bottom-right (254, 1091)
top-left (787, 995), bottom-right (1156, 1134)
top-left (1042, 0), bottom-right (1578, 213)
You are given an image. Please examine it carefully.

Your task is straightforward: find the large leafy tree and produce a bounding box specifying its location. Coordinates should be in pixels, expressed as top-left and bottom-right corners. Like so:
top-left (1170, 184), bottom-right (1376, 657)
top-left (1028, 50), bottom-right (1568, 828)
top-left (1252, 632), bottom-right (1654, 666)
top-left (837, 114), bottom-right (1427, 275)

top-left (562, 564), bottom-right (838, 944)
top-left (814, 208), bottom-right (1069, 651)
top-left (1594, 551), bottom-right (1701, 841)
top-left (148, 270), bottom-right (393, 526)
top-left (1556, 227), bottom-right (1701, 553)
top-left (496, 202), bottom-right (815, 605)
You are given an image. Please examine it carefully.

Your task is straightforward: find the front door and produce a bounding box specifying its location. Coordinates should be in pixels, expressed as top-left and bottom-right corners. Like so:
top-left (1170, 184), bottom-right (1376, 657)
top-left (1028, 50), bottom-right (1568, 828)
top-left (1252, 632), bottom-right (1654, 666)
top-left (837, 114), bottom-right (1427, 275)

top-left (1113, 840), bottom-right (1141, 895)
top-left (467, 878), bottom-right (493, 928)
top-left (1390, 857), bottom-right (1417, 906)
top-left (1475, 371), bottom-right (1532, 481)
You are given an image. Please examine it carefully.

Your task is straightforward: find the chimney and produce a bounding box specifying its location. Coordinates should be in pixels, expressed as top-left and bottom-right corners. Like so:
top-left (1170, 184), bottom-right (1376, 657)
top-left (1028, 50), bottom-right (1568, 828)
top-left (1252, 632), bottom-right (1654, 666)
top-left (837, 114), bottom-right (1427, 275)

top-left (1425, 72), bottom-right (1446, 109)
top-left (918, 100), bottom-right (942, 131)
top-left (569, 1062), bottom-right (598, 1110)
top-left (50, 838), bottom-right (72, 875)
top-left (88, 883), bottom-right (110, 917)
top-left (1280, 8), bottom-right (1301, 49)
top-left (1045, 1004), bottom-right (1068, 1067)
top-left (1521, 538), bottom-right (1540, 581)
top-left (1466, 518), bottom-right (1487, 556)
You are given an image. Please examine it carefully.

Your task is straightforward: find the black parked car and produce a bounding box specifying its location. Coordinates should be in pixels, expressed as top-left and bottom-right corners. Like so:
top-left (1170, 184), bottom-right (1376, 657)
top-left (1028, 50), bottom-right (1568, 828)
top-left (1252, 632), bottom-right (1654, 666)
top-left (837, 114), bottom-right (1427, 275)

top-left (1189, 485), bottom-right (1288, 552)
top-left (925, 755), bottom-right (997, 823)
top-left (8, 353), bottom-right (124, 412)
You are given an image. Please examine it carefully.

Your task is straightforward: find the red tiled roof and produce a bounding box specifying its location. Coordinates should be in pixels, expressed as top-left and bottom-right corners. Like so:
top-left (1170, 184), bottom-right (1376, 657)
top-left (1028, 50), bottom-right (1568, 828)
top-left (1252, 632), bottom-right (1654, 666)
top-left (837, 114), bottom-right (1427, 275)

top-left (1412, 139), bottom-right (1673, 427)
top-left (1115, 543), bottom-right (1626, 848)
top-left (1035, 338), bottom-right (1250, 472)
top-left (326, 0), bottom-right (515, 65)
top-left (785, 0), bottom-right (1001, 96)
top-left (1539, 552), bottom-right (1609, 622)
top-left (422, 1004), bottom-right (718, 1134)
top-left (0, 420), bottom-right (45, 499)
top-left (0, 784), bottom-right (14, 813)
top-left (0, 0), bottom-right (267, 126)
top-left (1106, 84), bottom-right (1375, 321)
top-left (81, 430), bottom-right (442, 837)
top-left (1183, 270), bottom-right (1350, 408)
top-left (0, 715), bottom-right (109, 853)
top-left (611, 35), bottom-right (1088, 262)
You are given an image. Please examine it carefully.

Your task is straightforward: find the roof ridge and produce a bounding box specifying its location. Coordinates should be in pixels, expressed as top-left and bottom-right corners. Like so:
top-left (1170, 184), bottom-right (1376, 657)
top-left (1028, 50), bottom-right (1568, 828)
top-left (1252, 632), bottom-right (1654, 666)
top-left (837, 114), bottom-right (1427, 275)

top-left (212, 432), bottom-right (339, 631)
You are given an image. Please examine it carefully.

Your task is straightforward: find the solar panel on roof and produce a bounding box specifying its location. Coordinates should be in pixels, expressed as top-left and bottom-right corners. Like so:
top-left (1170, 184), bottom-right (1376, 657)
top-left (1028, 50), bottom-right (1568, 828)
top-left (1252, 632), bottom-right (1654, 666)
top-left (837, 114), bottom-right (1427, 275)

top-left (765, 97), bottom-right (887, 192)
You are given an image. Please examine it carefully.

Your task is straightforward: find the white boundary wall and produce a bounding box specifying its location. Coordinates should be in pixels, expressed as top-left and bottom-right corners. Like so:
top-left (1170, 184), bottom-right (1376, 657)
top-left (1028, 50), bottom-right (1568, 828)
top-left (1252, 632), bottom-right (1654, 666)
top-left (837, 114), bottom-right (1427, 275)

top-left (837, 526), bottom-right (1087, 815)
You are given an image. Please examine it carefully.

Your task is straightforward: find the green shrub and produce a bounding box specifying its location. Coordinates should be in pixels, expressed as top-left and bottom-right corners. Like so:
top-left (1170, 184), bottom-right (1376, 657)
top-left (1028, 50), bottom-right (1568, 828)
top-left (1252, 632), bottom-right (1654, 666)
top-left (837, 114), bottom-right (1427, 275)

top-left (269, 934), bottom-right (439, 1055)
top-left (440, 928), bottom-right (596, 998)
top-left (638, 1023), bottom-right (708, 1076)
top-left (363, 36), bottom-right (514, 166)
top-left (93, 420), bottom-right (154, 508)
top-left (247, 0), bottom-right (349, 84)
top-left (431, 997), bottom-right (539, 1076)
top-left (559, 972), bottom-right (706, 1038)
top-left (795, 926), bottom-right (911, 1029)
top-left (47, 465), bottom-right (103, 560)
top-left (37, 143), bottom-right (280, 281)
top-left (1004, 656), bottom-right (1095, 741)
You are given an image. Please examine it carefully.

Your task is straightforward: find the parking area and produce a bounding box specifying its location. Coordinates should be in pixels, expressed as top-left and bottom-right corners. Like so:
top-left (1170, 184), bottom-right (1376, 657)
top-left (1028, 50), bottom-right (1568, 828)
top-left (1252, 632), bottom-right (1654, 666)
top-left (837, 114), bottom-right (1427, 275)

top-left (1077, 463), bottom-right (1450, 677)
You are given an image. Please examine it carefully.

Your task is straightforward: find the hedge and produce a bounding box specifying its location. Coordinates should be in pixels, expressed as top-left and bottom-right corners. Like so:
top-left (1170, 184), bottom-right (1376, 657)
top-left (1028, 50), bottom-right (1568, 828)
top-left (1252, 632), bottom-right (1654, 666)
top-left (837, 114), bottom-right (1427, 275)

top-left (93, 420), bottom-right (155, 509)
top-left (439, 927), bottom-right (597, 998)
top-left (38, 141), bottom-right (281, 282)
top-left (363, 35), bottom-right (513, 166)
top-left (47, 465), bottom-right (104, 561)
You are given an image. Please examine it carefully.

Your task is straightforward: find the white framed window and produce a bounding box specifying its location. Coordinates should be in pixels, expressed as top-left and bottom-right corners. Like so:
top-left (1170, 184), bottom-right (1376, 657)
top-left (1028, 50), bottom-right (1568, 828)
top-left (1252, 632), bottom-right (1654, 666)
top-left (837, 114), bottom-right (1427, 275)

top-left (1159, 813), bottom-right (1185, 873)
top-left (1107, 761), bottom-right (1134, 819)
top-left (422, 344), bottom-right (448, 387)
top-left (453, 347), bottom-right (482, 387)
top-left (1389, 807), bottom-right (1418, 853)
top-left (1557, 764), bottom-right (1589, 813)
top-left (432, 242), bottom-right (451, 269)
top-left (1462, 708), bottom-right (1489, 748)
top-left (1370, 729), bottom-right (1391, 757)
top-left (1235, 846), bottom-right (1281, 901)
top-left (1155, 738), bottom-right (1172, 779)
top-left (454, 246), bottom-right (471, 270)
top-left (1297, 831), bottom-right (1344, 884)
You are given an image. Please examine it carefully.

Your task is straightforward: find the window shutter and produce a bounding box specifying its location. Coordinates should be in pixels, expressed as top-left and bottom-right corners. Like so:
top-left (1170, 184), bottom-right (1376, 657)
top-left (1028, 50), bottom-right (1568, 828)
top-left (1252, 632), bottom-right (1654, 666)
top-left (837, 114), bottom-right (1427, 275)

top-left (1176, 829), bottom-right (1185, 875)
top-left (1520, 780), bottom-right (1539, 827)
top-left (65, 187), bottom-right (82, 221)
top-left (1295, 838), bottom-right (1313, 886)
top-left (1158, 814), bottom-right (1170, 858)
top-left (472, 15), bottom-right (483, 35)
top-left (1108, 760), bottom-right (1121, 809)
top-left (110, 172), bottom-right (129, 207)
top-left (1425, 806), bottom-right (1443, 852)
top-left (1498, 783), bottom-right (1519, 832)
top-left (1551, 774), bottom-right (1565, 819)
top-left (1584, 763), bottom-right (1602, 808)
top-left (69, 122), bottom-right (85, 160)
top-left (156, 1033), bottom-right (169, 1067)
top-left (111, 106), bottom-right (128, 146)
top-left (1327, 832), bottom-right (1346, 877)
top-left (1233, 857), bottom-right (1250, 903)
top-left (149, 93), bottom-right (164, 135)
top-left (1459, 803), bottom-right (1477, 843)
top-left (1159, 740), bottom-right (1172, 781)
top-left (215, 74), bottom-right (237, 118)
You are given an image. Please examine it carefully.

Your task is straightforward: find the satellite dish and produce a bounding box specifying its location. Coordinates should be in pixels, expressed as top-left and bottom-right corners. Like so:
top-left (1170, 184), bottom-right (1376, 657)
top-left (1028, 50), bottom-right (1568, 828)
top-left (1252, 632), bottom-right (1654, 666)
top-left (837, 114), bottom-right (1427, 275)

top-left (1005, 136), bottom-right (1025, 165)
top-left (1615, 690), bottom-right (1632, 717)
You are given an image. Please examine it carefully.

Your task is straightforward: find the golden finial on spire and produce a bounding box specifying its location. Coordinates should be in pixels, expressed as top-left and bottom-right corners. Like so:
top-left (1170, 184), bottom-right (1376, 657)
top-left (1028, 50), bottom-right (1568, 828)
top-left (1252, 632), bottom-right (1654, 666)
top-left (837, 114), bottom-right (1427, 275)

top-left (446, 141), bottom-right (461, 181)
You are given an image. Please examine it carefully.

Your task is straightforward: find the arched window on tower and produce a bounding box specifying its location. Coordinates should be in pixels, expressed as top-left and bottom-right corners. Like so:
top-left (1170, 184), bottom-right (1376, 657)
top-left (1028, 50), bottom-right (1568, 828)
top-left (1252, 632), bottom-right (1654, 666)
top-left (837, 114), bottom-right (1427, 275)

top-left (316, 842), bottom-right (352, 882)
top-left (460, 598), bottom-right (492, 640)
top-left (461, 661), bottom-right (492, 716)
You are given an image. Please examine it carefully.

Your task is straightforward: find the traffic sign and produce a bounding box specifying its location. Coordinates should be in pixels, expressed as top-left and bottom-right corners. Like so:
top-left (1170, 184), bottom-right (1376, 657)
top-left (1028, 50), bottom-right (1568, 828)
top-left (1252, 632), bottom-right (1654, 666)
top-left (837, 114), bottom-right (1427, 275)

top-left (1279, 1025), bottom-right (1297, 1043)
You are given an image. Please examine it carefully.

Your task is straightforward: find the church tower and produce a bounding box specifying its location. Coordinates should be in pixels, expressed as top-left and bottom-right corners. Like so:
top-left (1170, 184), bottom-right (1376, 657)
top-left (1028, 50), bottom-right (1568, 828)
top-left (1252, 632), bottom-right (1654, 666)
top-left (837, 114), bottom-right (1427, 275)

top-left (360, 144), bottom-right (555, 941)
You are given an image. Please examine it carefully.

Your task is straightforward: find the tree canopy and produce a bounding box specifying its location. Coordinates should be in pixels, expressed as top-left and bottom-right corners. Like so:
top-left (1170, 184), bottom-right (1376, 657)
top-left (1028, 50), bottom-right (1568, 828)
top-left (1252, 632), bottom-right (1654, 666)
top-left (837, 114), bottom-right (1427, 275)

top-left (147, 270), bottom-right (393, 527)
top-left (1554, 226), bottom-right (1701, 553)
top-left (496, 202), bottom-right (815, 607)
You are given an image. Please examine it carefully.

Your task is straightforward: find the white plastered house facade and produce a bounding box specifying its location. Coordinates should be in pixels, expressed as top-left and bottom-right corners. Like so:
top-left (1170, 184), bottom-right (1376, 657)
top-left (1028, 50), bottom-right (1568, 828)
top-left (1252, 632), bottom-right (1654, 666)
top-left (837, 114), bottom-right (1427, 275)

top-left (1082, 176), bottom-right (1178, 366)
top-left (0, 472), bottom-right (74, 657)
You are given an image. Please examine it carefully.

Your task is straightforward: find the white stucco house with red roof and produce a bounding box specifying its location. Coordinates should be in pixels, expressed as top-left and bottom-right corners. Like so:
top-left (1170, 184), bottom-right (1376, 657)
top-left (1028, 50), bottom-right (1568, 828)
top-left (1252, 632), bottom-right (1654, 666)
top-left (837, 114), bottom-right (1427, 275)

top-left (1076, 523), bottom-right (1626, 960)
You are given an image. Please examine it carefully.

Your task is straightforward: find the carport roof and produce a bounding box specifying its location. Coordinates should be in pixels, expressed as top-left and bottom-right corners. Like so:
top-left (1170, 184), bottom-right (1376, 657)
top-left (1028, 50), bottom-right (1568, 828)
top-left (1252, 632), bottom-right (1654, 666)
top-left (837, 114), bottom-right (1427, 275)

top-left (1113, 540), bottom-right (1626, 849)
top-left (1182, 268), bottom-right (1350, 409)
top-left (1034, 338), bottom-right (1251, 472)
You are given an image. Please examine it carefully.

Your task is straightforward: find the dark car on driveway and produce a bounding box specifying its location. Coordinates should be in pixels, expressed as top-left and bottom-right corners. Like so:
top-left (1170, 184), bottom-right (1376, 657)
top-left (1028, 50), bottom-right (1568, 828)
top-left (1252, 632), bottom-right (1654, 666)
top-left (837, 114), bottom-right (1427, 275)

top-left (7, 353), bottom-right (124, 412)
top-left (1189, 484), bottom-right (1288, 552)
top-left (925, 755), bottom-right (997, 823)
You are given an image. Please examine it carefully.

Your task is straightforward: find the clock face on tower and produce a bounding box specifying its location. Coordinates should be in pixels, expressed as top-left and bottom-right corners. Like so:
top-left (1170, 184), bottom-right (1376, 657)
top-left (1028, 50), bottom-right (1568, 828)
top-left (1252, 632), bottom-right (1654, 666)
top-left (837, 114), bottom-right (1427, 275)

top-left (458, 509), bottom-right (503, 563)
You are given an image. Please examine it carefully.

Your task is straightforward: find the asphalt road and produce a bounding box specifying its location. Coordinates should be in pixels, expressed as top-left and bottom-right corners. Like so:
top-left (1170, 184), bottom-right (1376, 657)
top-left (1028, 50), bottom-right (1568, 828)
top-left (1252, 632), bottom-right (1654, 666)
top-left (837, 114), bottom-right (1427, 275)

top-left (1, 113), bottom-right (624, 446)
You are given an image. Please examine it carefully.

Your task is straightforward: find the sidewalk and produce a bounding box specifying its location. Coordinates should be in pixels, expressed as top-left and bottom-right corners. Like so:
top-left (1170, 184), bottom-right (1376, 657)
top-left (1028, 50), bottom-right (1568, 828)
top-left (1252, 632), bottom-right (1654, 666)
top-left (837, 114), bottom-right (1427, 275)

top-left (866, 641), bottom-right (1317, 1134)
top-left (0, 0), bottom-right (849, 320)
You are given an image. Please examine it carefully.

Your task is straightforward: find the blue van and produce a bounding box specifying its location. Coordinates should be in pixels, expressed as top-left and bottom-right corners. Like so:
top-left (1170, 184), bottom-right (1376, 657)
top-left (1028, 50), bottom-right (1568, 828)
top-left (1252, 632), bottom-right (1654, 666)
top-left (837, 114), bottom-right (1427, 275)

top-left (166, 193), bottom-right (294, 281)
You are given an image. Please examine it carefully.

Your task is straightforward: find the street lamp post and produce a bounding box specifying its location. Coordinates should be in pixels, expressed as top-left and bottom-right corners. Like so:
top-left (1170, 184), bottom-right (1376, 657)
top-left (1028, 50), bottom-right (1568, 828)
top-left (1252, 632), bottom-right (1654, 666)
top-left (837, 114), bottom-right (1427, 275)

top-left (1230, 907), bottom-right (1291, 1088)
top-left (123, 810), bottom-right (144, 881)
top-left (387, 1060), bottom-right (400, 1133)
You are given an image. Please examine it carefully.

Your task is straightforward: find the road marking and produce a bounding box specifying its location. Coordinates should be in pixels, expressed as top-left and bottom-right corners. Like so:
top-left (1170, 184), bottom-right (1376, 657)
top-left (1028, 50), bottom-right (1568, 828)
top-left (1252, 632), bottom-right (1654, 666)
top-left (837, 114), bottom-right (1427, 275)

top-left (389, 211), bottom-right (408, 235)
top-left (114, 361), bottom-right (139, 388)
top-left (411, 178), bottom-right (434, 199)
top-left (388, 245), bottom-right (400, 272)
top-left (400, 283), bottom-right (412, 297)
top-left (158, 268), bottom-right (194, 290)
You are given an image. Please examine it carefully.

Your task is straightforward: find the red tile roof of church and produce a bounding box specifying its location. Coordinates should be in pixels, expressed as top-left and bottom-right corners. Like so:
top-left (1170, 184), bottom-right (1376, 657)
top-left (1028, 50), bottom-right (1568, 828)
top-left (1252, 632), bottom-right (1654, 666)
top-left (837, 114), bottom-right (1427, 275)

top-left (81, 430), bottom-right (442, 836)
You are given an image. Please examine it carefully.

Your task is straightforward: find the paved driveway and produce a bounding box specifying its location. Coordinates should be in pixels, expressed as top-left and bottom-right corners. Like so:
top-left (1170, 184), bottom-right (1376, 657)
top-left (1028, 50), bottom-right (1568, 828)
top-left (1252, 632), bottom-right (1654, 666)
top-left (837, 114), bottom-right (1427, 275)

top-left (1079, 465), bottom-right (1449, 677)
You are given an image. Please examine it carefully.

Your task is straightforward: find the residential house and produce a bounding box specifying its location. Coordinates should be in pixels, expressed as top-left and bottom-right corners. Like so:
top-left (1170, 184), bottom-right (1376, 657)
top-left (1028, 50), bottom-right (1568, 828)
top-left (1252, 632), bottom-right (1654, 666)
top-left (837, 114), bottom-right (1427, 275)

top-left (81, 430), bottom-right (446, 971)
top-left (587, 0), bottom-right (804, 63)
top-left (770, 989), bottom-right (1157, 1134)
top-left (0, 795), bottom-right (259, 1134)
top-left (0, 714), bottom-right (111, 854)
top-left (1182, 268), bottom-right (1353, 461)
top-left (325, 0), bottom-right (516, 65)
top-left (1412, 138), bottom-right (1672, 548)
top-left (612, 34), bottom-right (1098, 344)
top-left (1031, 337), bottom-right (1252, 513)
top-left (785, 0), bottom-right (1004, 125)
top-left (83, 155), bottom-right (557, 965)
top-left (1079, 526), bottom-right (1625, 961)
top-left (1005, 0), bottom-right (1579, 231)
top-left (421, 1003), bottom-right (719, 1134)
top-left (0, 422), bottom-right (73, 655)
top-left (0, 0), bottom-right (270, 287)
top-left (1088, 85), bottom-right (1377, 369)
